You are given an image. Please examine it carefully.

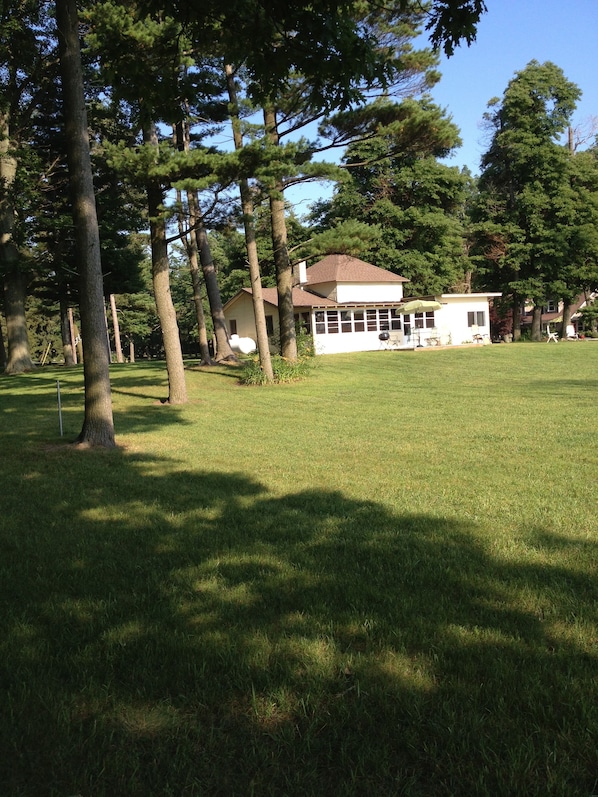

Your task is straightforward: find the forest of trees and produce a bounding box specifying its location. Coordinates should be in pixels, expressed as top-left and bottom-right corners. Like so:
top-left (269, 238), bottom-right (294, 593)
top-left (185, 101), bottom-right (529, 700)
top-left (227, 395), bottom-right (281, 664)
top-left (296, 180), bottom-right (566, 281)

top-left (2, 0), bottom-right (597, 445)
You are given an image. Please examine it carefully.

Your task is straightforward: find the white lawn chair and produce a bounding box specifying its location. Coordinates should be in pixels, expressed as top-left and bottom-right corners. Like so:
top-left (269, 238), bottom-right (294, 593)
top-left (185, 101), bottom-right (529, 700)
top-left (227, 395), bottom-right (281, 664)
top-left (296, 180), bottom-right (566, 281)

top-left (471, 324), bottom-right (484, 344)
top-left (546, 324), bottom-right (558, 343)
top-left (388, 331), bottom-right (404, 349)
top-left (426, 327), bottom-right (441, 346)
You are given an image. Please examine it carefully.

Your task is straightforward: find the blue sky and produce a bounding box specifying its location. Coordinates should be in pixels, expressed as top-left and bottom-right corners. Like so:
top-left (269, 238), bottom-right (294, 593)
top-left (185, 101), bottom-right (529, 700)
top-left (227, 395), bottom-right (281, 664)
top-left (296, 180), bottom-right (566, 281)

top-left (429, 0), bottom-right (598, 174)
top-left (289, 0), bottom-right (598, 214)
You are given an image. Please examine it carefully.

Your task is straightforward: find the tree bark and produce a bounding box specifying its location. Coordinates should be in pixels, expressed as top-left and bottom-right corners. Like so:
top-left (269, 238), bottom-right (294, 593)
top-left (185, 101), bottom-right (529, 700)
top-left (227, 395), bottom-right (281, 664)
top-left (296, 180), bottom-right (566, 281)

top-left (109, 293), bottom-right (124, 363)
top-left (0, 312), bottom-right (6, 368)
top-left (560, 300), bottom-right (572, 338)
top-left (176, 187), bottom-right (213, 365)
top-left (192, 200), bottom-right (237, 362)
top-left (3, 270), bottom-right (34, 373)
top-left (59, 296), bottom-right (76, 366)
top-left (56, 0), bottom-right (115, 446)
top-left (226, 65), bottom-right (274, 382)
top-left (1, 109), bottom-right (34, 374)
top-left (173, 119), bottom-right (234, 363)
top-left (143, 122), bottom-right (187, 404)
top-left (187, 227), bottom-right (213, 365)
top-left (264, 106), bottom-right (297, 361)
top-left (512, 296), bottom-right (521, 341)
top-left (531, 305), bottom-right (542, 341)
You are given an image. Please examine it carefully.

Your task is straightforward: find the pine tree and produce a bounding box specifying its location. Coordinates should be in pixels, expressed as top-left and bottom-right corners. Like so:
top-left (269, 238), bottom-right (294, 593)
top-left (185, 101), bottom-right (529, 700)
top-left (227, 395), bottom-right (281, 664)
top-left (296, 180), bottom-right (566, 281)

top-left (308, 98), bottom-right (469, 294)
top-left (56, 0), bottom-right (115, 445)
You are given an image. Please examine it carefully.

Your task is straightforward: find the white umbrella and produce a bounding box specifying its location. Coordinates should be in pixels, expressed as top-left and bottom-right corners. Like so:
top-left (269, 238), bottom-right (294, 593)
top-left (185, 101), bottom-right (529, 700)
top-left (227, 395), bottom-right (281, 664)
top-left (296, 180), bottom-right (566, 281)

top-left (397, 299), bottom-right (442, 314)
top-left (398, 299), bottom-right (442, 347)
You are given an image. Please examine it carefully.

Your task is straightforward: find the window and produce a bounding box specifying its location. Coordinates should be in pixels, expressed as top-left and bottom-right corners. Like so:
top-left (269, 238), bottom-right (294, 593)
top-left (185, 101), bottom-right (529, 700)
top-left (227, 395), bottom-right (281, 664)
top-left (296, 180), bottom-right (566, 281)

top-left (229, 319), bottom-right (238, 335)
top-left (266, 315), bottom-right (274, 336)
top-left (414, 311), bottom-right (435, 329)
top-left (327, 310), bottom-right (339, 333)
top-left (311, 308), bottom-right (404, 335)
top-left (340, 310), bottom-right (352, 333)
top-left (467, 311), bottom-right (485, 327)
top-left (366, 309), bottom-right (378, 331)
top-left (294, 312), bottom-right (311, 334)
top-left (545, 299), bottom-right (557, 313)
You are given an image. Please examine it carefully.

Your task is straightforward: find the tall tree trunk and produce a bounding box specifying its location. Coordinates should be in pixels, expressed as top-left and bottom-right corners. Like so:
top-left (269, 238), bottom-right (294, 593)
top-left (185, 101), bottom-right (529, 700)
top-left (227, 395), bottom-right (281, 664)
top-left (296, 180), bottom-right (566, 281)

top-left (226, 65), bottom-right (273, 382)
top-left (3, 270), bottom-right (34, 373)
top-left (59, 295), bottom-right (76, 366)
top-left (560, 300), bottom-right (572, 338)
top-left (175, 187), bottom-right (213, 366)
top-left (73, 318), bottom-right (83, 363)
top-left (186, 220), bottom-right (213, 365)
top-left (264, 106), bottom-right (297, 361)
top-left (1, 109), bottom-right (34, 373)
top-left (512, 296), bottom-right (522, 341)
top-left (531, 305), bottom-right (542, 341)
top-left (56, 0), bottom-right (114, 446)
top-left (143, 122), bottom-right (187, 404)
top-left (192, 199), bottom-right (236, 362)
top-left (174, 119), bottom-right (234, 363)
top-left (109, 293), bottom-right (124, 363)
top-left (0, 312), bottom-right (6, 368)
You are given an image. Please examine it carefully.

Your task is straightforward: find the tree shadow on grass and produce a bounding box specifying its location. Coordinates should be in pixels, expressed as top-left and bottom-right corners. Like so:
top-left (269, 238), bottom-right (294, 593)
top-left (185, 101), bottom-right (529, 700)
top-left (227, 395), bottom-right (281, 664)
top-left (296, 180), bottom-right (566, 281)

top-left (0, 450), bottom-right (596, 796)
top-left (0, 369), bottom-right (192, 446)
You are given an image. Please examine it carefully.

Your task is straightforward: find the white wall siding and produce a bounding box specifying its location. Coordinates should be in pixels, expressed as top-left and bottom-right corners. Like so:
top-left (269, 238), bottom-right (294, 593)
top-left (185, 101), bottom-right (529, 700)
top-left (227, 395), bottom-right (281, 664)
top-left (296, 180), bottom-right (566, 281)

top-left (335, 282), bottom-right (405, 304)
top-left (438, 295), bottom-right (498, 344)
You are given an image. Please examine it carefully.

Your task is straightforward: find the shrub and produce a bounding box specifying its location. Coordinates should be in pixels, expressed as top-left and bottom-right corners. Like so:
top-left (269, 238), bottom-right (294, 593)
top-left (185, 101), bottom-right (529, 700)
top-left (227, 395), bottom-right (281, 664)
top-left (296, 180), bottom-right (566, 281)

top-left (240, 352), bottom-right (315, 385)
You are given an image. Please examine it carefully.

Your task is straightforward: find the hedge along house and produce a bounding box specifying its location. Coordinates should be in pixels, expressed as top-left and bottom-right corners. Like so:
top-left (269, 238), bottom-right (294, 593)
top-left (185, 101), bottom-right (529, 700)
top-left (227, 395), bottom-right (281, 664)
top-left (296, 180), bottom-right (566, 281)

top-left (223, 254), bottom-right (501, 355)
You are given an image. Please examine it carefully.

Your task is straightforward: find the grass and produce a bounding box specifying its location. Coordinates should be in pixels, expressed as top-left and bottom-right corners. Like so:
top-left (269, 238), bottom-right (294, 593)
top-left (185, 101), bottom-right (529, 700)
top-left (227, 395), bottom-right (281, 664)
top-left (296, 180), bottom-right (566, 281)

top-left (1, 343), bottom-right (597, 796)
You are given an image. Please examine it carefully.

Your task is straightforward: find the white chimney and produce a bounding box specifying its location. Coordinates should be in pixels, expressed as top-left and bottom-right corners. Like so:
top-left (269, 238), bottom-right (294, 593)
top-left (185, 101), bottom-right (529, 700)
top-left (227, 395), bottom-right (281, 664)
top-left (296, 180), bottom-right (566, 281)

top-left (298, 260), bottom-right (307, 285)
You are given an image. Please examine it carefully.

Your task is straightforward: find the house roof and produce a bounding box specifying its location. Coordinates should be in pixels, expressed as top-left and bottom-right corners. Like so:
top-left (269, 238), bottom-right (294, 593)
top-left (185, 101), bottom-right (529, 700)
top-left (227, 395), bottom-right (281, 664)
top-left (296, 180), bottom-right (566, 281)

top-left (239, 287), bottom-right (339, 309)
top-left (438, 293), bottom-right (502, 299)
top-left (305, 255), bottom-right (408, 286)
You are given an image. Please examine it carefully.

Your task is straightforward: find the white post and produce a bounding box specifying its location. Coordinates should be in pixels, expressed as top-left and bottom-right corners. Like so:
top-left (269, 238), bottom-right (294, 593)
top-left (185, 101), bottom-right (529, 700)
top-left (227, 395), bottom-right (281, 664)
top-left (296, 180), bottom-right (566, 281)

top-left (57, 380), bottom-right (63, 436)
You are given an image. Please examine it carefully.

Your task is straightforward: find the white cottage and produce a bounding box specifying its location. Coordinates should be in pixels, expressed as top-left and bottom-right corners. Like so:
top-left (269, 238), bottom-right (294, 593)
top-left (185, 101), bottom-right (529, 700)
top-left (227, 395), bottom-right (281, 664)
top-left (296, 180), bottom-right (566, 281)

top-left (223, 254), bottom-right (501, 355)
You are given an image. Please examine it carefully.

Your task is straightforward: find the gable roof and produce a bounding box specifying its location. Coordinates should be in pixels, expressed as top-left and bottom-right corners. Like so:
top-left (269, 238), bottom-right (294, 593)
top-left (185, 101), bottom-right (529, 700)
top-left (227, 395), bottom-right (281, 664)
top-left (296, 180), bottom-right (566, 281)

top-left (238, 287), bottom-right (339, 309)
top-left (305, 254), bottom-right (408, 286)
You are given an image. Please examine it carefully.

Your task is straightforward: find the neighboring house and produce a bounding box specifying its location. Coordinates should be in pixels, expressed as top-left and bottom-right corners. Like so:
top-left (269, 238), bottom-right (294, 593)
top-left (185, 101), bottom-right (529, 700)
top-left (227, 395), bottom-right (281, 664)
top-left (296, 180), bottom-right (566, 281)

top-left (520, 292), bottom-right (598, 335)
top-left (223, 254), bottom-right (501, 355)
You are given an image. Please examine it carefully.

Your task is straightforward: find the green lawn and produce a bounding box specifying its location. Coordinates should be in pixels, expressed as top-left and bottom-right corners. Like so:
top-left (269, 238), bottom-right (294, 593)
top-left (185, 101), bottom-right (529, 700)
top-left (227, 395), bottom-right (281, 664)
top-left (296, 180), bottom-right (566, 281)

top-left (1, 343), bottom-right (597, 796)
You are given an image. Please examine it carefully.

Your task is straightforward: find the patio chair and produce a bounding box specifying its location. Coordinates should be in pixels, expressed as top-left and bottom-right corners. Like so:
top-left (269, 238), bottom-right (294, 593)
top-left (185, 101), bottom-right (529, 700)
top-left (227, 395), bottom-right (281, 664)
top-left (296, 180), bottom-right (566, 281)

top-left (471, 324), bottom-right (484, 344)
top-left (388, 331), bottom-right (404, 349)
top-left (566, 324), bottom-right (579, 340)
top-left (546, 324), bottom-right (558, 343)
top-left (426, 327), bottom-right (441, 346)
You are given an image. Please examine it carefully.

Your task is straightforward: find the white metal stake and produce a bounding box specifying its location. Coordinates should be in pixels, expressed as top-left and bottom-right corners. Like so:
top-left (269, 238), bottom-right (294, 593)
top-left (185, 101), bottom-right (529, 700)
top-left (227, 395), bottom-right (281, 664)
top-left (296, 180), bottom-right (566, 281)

top-left (57, 380), bottom-right (63, 437)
